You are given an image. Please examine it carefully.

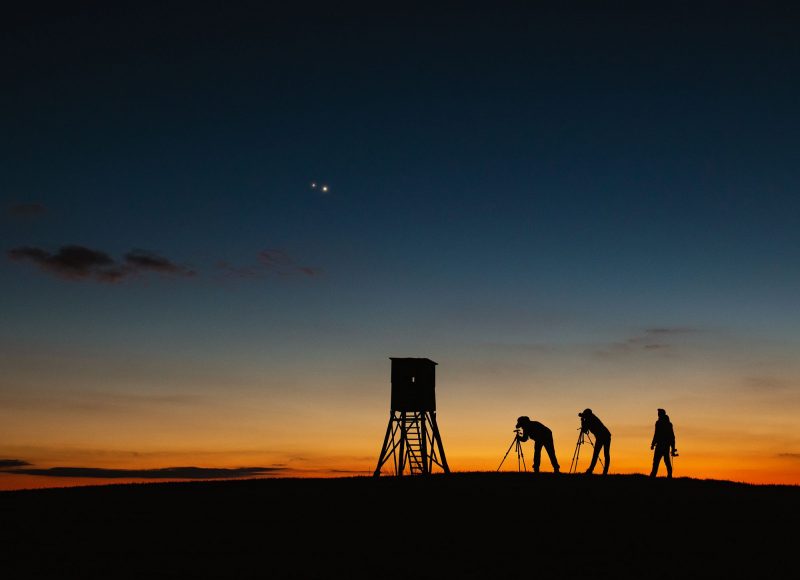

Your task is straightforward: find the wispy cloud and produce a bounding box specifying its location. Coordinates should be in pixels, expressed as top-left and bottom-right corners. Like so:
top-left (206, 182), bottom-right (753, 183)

top-left (595, 327), bottom-right (700, 357)
top-left (8, 245), bottom-right (195, 283)
top-left (258, 249), bottom-right (321, 277)
top-left (214, 261), bottom-right (260, 279)
top-left (776, 453), bottom-right (800, 461)
top-left (8, 243), bottom-right (319, 285)
top-left (296, 266), bottom-right (320, 277)
top-left (1, 466), bottom-right (285, 479)
top-left (215, 249), bottom-right (321, 280)
top-left (743, 377), bottom-right (794, 392)
top-left (124, 249), bottom-right (195, 276)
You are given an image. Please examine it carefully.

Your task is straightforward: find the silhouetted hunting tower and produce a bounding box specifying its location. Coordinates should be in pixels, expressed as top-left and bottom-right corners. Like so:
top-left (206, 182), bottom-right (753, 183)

top-left (373, 357), bottom-right (450, 477)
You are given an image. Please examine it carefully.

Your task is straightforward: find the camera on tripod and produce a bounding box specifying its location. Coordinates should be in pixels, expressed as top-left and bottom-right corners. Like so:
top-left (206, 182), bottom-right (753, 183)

top-left (497, 427), bottom-right (527, 472)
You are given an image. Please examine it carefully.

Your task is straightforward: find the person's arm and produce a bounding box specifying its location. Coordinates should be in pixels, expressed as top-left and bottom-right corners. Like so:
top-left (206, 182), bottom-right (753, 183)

top-left (651, 423), bottom-right (657, 449)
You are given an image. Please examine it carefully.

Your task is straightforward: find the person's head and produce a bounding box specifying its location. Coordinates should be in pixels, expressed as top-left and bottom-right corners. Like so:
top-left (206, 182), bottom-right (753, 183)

top-left (657, 408), bottom-right (666, 418)
top-left (578, 408), bottom-right (592, 419)
top-left (515, 416), bottom-right (530, 429)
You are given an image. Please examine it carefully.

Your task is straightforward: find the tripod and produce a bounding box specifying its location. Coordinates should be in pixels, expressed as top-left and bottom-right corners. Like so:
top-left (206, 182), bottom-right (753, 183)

top-left (568, 427), bottom-right (604, 474)
top-left (497, 429), bottom-right (527, 472)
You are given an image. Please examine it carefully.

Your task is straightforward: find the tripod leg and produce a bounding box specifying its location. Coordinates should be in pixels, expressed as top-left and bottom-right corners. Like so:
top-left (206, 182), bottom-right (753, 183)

top-left (497, 436), bottom-right (519, 471)
top-left (569, 431), bottom-right (583, 473)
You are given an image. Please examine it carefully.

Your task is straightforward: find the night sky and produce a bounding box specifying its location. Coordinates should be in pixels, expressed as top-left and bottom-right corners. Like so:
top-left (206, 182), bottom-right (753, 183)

top-left (2, 1), bottom-right (800, 489)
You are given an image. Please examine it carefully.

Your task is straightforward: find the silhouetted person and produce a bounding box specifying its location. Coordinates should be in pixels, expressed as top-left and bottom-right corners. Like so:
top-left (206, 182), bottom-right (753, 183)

top-left (650, 408), bottom-right (677, 478)
top-left (515, 416), bottom-right (560, 473)
top-left (579, 408), bottom-right (611, 475)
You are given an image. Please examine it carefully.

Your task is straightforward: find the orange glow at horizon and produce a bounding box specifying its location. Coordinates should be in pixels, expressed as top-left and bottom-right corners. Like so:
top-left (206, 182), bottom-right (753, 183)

top-left (2, 348), bottom-right (800, 491)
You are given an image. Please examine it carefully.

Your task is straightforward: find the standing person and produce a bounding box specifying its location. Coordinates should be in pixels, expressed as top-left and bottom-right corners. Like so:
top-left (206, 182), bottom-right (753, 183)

top-left (650, 408), bottom-right (677, 478)
top-left (515, 416), bottom-right (560, 473)
top-left (578, 408), bottom-right (611, 475)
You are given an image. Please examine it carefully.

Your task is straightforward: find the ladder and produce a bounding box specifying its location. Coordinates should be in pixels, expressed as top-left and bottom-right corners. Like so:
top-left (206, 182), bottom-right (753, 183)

top-left (374, 410), bottom-right (450, 476)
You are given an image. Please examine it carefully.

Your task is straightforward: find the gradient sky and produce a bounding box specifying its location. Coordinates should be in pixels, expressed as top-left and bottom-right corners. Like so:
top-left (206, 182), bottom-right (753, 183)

top-left (2, 2), bottom-right (800, 490)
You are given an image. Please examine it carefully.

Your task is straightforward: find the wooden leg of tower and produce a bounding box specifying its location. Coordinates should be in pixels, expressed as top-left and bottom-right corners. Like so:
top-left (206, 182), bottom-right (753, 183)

top-left (373, 412), bottom-right (394, 477)
top-left (398, 411), bottom-right (407, 476)
top-left (429, 411), bottom-right (450, 474)
top-left (420, 412), bottom-right (429, 474)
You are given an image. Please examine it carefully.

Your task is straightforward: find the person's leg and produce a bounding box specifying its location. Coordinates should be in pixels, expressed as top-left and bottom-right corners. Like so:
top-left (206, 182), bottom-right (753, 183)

top-left (545, 437), bottom-right (560, 472)
top-left (533, 441), bottom-right (543, 472)
top-left (650, 451), bottom-right (660, 477)
top-left (602, 438), bottom-right (611, 475)
top-left (586, 442), bottom-right (600, 474)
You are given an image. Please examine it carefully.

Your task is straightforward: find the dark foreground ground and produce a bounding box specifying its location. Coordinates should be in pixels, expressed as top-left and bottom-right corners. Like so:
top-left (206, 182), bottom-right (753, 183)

top-left (2, 472), bottom-right (797, 579)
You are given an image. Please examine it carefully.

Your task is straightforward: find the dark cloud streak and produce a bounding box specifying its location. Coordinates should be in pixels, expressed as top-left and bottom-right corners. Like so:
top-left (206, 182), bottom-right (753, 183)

top-left (8, 245), bottom-right (193, 283)
top-left (9, 244), bottom-right (318, 284)
top-left (3, 466), bottom-right (284, 479)
top-left (8, 245), bottom-right (125, 282)
top-left (0, 459), bottom-right (31, 469)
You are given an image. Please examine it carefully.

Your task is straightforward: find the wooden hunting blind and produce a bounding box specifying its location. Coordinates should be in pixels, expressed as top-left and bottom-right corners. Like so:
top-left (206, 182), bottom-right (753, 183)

top-left (374, 357), bottom-right (450, 477)
top-left (390, 356), bottom-right (437, 411)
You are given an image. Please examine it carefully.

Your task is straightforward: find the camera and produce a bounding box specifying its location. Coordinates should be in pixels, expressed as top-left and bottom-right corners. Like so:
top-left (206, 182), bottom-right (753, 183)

top-left (671, 449), bottom-right (679, 457)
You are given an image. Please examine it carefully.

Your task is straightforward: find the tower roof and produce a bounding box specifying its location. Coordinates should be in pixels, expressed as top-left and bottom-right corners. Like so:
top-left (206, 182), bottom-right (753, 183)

top-left (389, 357), bottom-right (437, 365)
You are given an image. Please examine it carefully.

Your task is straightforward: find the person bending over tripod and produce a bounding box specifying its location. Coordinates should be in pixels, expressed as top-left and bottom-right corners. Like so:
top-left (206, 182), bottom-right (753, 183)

top-left (579, 408), bottom-right (611, 475)
top-left (515, 416), bottom-right (560, 473)
top-left (650, 408), bottom-right (678, 478)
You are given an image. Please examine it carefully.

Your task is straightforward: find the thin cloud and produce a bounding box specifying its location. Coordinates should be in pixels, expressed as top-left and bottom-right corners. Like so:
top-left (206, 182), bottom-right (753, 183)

top-left (215, 249), bottom-right (321, 280)
top-left (776, 453), bottom-right (800, 461)
top-left (743, 377), bottom-right (793, 392)
top-left (214, 261), bottom-right (260, 279)
top-left (4, 466), bottom-right (285, 479)
top-left (645, 327), bottom-right (698, 335)
top-left (0, 459), bottom-right (31, 469)
top-left (124, 249), bottom-right (195, 277)
top-left (258, 249), bottom-right (292, 269)
top-left (258, 249), bottom-right (321, 276)
top-left (596, 327), bottom-right (700, 357)
top-left (7, 202), bottom-right (47, 217)
top-left (8, 245), bottom-right (194, 283)
top-left (296, 266), bottom-right (321, 277)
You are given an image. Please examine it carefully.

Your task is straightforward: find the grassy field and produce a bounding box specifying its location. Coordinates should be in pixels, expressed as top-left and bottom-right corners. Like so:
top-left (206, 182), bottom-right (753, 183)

top-left (2, 471), bottom-right (797, 578)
